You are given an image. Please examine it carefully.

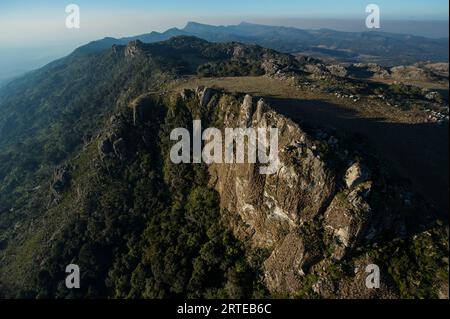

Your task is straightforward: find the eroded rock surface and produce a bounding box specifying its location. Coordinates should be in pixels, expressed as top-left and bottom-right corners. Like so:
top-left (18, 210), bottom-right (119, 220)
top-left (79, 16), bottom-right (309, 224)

top-left (176, 87), bottom-right (381, 294)
top-left (120, 87), bottom-right (446, 298)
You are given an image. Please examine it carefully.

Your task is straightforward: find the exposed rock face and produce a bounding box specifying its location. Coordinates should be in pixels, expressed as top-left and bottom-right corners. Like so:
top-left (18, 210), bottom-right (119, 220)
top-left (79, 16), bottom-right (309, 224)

top-left (205, 90), bottom-right (337, 251)
top-left (128, 87), bottom-right (443, 298)
top-left (261, 59), bottom-right (282, 76)
top-left (263, 232), bottom-right (305, 293)
top-left (349, 61), bottom-right (449, 83)
top-left (239, 94), bottom-right (253, 127)
top-left (98, 114), bottom-right (129, 160)
top-left (180, 87), bottom-right (374, 293)
top-left (311, 256), bottom-right (397, 299)
top-left (256, 99), bottom-right (266, 122)
top-left (125, 40), bottom-right (144, 58)
top-left (354, 63), bottom-right (391, 79)
top-left (344, 162), bottom-right (370, 189)
top-left (261, 56), bottom-right (299, 80)
top-left (324, 182), bottom-right (372, 261)
top-left (326, 64), bottom-right (348, 77)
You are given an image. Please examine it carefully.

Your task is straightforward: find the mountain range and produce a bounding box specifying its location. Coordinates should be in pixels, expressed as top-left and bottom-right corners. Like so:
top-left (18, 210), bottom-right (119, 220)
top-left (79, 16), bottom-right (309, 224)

top-left (76, 22), bottom-right (449, 66)
top-left (0, 28), bottom-right (448, 299)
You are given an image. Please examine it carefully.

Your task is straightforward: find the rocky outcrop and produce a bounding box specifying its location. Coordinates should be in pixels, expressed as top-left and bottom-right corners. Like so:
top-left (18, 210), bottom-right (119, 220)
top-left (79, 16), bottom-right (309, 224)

top-left (324, 181), bottom-right (372, 261)
top-left (344, 162), bottom-right (370, 189)
top-left (326, 64), bottom-right (348, 77)
top-left (238, 94), bottom-right (253, 127)
top-left (204, 90), bottom-right (337, 251)
top-left (175, 87), bottom-right (378, 294)
top-left (263, 232), bottom-right (305, 293)
top-left (120, 87), bottom-right (444, 298)
top-left (350, 61), bottom-right (449, 83)
top-left (261, 57), bottom-right (299, 81)
top-left (98, 115), bottom-right (129, 161)
top-left (125, 40), bottom-right (145, 58)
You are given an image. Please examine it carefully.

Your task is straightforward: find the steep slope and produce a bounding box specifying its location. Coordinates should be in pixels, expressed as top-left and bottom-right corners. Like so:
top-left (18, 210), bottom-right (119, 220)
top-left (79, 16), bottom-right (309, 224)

top-left (0, 36), bottom-right (297, 231)
top-left (0, 36), bottom-right (305, 297)
top-left (0, 92), bottom-right (264, 298)
top-left (1, 87), bottom-right (447, 298)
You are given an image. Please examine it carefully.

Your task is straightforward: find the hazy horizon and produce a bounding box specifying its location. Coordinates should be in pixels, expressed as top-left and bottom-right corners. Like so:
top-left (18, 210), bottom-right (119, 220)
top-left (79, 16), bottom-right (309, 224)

top-left (1, 0), bottom-right (449, 84)
top-left (1, 0), bottom-right (448, 45)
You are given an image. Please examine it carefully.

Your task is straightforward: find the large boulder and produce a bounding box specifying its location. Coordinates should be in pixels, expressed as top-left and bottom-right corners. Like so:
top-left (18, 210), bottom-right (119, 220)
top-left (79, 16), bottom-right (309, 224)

top-left (344, 162), bottom-right (370, 189)
top-left (324, 182), bottom-right (372, 260)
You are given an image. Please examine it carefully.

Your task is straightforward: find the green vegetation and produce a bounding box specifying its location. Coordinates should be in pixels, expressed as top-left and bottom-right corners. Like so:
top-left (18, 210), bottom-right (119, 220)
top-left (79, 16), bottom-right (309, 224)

top-left (1, 89), bottom-right (265, 298)
top-left (389, 83), bottom-right (423, 97)
top-left (368, 226), bottom-right (448, 299)
top-left (197, 61), bottom-right (265, 77)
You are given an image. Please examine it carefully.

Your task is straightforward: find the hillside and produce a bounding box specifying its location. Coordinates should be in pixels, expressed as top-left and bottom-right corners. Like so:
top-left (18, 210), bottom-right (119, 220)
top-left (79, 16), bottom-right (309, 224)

top-left (0, 36), bottom-right (448, 298)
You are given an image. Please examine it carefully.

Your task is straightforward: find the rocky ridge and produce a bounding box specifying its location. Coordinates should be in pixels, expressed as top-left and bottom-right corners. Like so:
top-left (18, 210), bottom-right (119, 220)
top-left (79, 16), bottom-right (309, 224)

top-left (130, 86), bottom-right (448, 297)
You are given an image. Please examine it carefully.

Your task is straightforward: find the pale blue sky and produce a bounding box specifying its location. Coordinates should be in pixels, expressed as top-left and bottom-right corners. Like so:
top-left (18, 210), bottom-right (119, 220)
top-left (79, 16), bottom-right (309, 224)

top-left (1, 0), bottom-right (449, 18)
top-left (0, 0), bottom-right (448, 46)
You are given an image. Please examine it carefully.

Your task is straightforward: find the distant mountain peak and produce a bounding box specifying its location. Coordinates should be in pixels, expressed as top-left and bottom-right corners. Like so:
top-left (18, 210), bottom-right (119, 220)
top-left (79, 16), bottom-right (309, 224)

top-left (184, 21), bottom-right (210, 30)
top-left (72, 21), bottom-right (448, 65)
top-left (185, 21), bottom-right (206, 27)
top-left (238, 21), bottom-right (258, 26)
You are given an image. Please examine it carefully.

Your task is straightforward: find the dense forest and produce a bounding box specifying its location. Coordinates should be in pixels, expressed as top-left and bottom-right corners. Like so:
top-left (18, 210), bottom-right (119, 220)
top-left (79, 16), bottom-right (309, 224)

top-left (0, 37), bottom-right (275, 297)
top-left (14, 95), bottom-right (265, 298)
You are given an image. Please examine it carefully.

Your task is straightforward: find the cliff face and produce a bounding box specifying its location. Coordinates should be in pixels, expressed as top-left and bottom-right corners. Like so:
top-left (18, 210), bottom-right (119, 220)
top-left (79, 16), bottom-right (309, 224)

top-left (1, 84), bottom-right (446, 298)
top-left (178, 87), bottom-right (372, 294)
top-left (147, 87), bottom-right (446, 298)
top-left (209, 94), bottom-right (335, 246)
